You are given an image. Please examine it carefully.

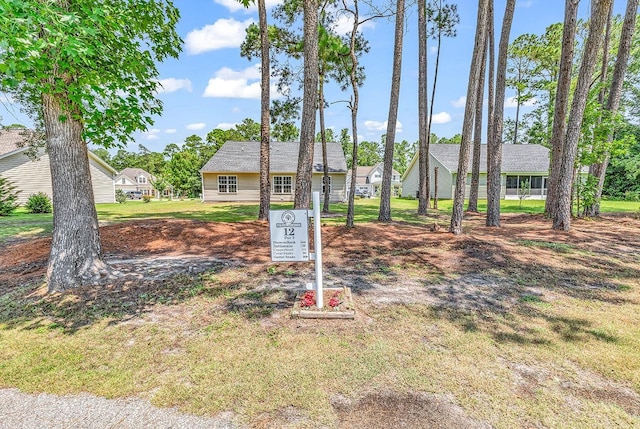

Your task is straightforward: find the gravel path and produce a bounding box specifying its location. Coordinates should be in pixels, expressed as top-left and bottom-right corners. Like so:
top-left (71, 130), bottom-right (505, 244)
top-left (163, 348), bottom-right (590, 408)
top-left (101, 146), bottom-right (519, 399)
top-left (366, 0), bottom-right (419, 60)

top-left (0, 389), bottom-right (238, 429)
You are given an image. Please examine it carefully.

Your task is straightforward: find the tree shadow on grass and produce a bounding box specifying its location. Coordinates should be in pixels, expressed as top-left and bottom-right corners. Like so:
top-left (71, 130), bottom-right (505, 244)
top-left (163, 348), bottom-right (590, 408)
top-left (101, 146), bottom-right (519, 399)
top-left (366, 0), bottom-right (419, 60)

top-left (0, 262), bottom-right (302, 335)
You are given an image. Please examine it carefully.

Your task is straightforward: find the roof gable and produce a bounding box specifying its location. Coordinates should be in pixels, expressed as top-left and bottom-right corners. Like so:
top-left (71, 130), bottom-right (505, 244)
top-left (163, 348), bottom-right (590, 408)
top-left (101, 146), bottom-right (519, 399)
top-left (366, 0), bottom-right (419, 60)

top-left (0, 129), bottom-right (116, 174)
top-left (200, 141), bottom-right (348, 174)
top-left (115, 167), bottom-right (155, 182)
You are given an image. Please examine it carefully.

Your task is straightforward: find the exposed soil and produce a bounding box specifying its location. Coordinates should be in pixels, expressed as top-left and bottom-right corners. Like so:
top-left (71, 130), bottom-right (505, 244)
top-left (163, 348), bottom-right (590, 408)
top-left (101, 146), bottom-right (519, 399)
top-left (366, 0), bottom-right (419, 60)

top-left (1, 212), bottom-right (639, 428)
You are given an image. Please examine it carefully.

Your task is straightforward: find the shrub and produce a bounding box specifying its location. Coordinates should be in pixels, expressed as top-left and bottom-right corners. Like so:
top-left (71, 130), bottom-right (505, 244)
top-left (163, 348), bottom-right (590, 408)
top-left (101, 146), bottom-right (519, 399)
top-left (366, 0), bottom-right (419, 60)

top-left (26, 192), bottom-right (52, 214)
top-left (115, 189), bottom-right (127, 204)
top-left (0, 176), bottom-right (20, 216)
top-left (142, 194), bottom-right (152, 203)
top-left (624, 190), bottom-right (640, 202)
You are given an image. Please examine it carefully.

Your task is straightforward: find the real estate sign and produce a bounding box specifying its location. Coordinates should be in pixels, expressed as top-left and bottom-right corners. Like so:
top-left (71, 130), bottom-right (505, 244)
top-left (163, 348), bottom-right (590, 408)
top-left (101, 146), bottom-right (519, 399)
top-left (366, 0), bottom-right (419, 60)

top-left (269, 209), bottom-right (309, 261)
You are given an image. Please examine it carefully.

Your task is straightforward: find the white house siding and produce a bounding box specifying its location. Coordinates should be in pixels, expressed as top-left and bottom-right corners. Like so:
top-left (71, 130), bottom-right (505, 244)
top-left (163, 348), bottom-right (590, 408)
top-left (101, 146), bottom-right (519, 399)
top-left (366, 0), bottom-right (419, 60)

top-left (401, 157), bottom-right (454, 199)
top-left (311, 173), bottom-right (346, 203)
top-left (90, 160), bottom-right (116, 203)
top-left (0, 150), bottom-right (114, 204)
top-left (401, 163), bottom-right (420, 198)
top-left (202, 173), bottom-right (260, 202)
top-left (0, 151), bottom-right (54, 204)
top-left (202, 172), bottom-right (347, 203)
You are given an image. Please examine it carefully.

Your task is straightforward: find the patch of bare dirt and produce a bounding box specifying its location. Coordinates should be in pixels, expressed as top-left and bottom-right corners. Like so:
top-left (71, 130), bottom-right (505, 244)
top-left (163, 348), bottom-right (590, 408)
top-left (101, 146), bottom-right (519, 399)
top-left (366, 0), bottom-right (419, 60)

top-left (331, 390), bottom-right (490, 429)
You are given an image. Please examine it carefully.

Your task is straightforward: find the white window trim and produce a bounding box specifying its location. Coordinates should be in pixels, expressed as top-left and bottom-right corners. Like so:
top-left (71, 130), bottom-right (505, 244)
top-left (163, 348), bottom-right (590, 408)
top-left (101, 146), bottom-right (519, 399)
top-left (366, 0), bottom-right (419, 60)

top-left (322, 176), bottom-right (332, 194)
top-left (218, 175), bottom-right (238, 193)
top-left (273, 175), bottom-right (293, 194)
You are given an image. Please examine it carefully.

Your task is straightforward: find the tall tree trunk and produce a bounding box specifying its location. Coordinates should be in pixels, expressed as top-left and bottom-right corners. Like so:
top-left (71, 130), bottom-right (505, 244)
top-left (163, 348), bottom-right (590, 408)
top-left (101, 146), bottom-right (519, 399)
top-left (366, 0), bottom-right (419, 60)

top-left (586, 0), bottom-right (638, 217)
top-left (43, 93), bottom-right (111, 292)
top-left (468, 16), bottom-right (488, 213)
top-left (553, 0), bottom-right (612, 231)
top-left (546, 0), bottom-right (579, 216)
top-left (426, 1), bottom-right (452, 213)
top-left (379, 0), bottom-right (405, 222)
top-left (486, 0), bottom-right (495, 157)
top-left (258, 0), bottom-right (271, 221)
top-left (513, 91), bottom-right (520, 144)
top-left (319, 77), bottom-right (331, 213)
top-left (433, 166), bottom-right (439, 210)
top-left (417, 0), bottom-right (429, 215)
top-left (294, 0), bottom-right (319, 209)
top-left (486, 0), bottom-right (515, 227)
top-left (345, 0), bottom-right (361, 228)
top-left (450, 0), bottom-right (489, 235)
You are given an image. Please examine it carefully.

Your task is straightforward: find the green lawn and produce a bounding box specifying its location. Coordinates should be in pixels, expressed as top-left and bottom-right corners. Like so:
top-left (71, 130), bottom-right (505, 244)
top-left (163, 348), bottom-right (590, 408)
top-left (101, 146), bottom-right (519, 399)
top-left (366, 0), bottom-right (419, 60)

top-left (1, 197), bottom-right (638, 243)
top-left (1, 197), bottom-right (639, 427)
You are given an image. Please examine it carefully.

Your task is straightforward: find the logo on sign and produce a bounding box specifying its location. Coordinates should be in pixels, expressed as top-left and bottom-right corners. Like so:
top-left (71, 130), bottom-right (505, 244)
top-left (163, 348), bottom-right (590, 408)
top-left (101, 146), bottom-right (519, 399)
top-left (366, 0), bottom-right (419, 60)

top-left (277, 210), bottom-right (302, 227)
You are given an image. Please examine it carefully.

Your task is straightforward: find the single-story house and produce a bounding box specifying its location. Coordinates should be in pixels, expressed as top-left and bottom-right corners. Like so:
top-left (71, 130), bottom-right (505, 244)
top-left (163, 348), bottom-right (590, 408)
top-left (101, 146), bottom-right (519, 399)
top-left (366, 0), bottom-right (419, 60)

top-left (347, 162), bottom-right (402, 197)
top-left (0, 128), bottom-right (117, 204)
top-left (402, 144), bottom-right (553, 200)
top-left (200, 141), bottom-right (348, 203)
top-left (114, 167), bottom-right (173, 198)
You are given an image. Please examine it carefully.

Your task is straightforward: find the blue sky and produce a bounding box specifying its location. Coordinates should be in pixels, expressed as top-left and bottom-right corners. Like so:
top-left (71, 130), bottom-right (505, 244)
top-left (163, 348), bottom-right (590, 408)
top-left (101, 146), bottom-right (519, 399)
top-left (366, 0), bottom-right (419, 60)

top-left (0, 0), bottom-right (630, 153)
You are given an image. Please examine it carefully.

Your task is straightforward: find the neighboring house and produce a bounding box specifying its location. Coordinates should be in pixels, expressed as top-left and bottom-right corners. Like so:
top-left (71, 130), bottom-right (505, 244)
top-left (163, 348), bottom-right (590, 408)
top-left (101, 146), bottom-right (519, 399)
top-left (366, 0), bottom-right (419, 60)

top-left (113, 167), bottom-right (173, 198)
top-left (0, 128), bottom-right (116, 204)
top-left (200, 141), bottom-right (348, 203)
top-left (347, 163), bottom-right (402, 197)
top-left (402, 144), bottom-right (554, 200)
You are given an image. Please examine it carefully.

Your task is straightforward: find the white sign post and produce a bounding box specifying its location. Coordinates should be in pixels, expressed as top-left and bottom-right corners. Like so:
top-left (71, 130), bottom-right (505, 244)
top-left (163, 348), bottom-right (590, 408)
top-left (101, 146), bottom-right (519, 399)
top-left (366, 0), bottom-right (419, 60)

top-left (269, 191), bottom-right (324, 308)
top-left (311, 191), bottom-right (323, 308)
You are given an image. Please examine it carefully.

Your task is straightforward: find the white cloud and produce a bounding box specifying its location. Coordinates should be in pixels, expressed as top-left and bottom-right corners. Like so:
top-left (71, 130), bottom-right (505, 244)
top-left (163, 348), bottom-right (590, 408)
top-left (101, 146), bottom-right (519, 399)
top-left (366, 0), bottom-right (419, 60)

top-left (430, 46), bottom-right (438, 54)
top-left (156, 78), bottom-right (192, 94)
top-left (165, 128), bottom-right (177, 134)
top-left (331, 14), bottom-right (375, 35)
top-left (517, 0), bottom-right (533, 8)
top-left (451, 96), bottom-right (466, 108)
top-left (430, 112), bottom-right (452, 124)
top-left (187, 123), bottom-right (206, 130)
top-left (505, 96), bottom-right (537, 108)
top-left (215, 122), bottom-right (237, 130)
top-left (364, 120), bottom-right (403, 133)
top-left (214, 0), bottom-right (282, 12)
top-left (185, 18), bottom-right (254, 54)
top-left (203, 64), bottom-right (283, 99)
top-left (143, 129), bottom-right (161, 140)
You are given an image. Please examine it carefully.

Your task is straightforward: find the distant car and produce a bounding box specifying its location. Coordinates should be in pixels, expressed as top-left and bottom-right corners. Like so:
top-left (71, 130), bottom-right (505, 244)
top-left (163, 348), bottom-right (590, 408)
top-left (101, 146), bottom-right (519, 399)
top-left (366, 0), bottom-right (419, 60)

top-left (126, 191), bottom-right (143, 200)
top-left (355, 189), bottom-right (370, 198)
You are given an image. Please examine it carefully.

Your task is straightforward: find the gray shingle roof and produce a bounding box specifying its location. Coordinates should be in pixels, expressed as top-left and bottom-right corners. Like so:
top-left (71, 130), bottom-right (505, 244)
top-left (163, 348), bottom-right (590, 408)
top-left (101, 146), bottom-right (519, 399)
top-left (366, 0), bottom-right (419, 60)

top-left (0, 129), bottom-right (43, 157)
top-left (430, 143), bottom-right (551, 173)
top-left (115, 167), bottom-right (155, 182)
top-left (200, 141), bottom-right (348, 173)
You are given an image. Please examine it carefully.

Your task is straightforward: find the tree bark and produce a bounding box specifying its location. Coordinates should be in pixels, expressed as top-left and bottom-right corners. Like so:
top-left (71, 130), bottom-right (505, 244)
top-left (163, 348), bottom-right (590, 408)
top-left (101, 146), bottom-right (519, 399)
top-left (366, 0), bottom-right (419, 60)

top-left (417, 0), bottom-right (429, 215)
top-left (258, 0), bottom-right (271, 221)
top-left (468, 16), bottom-right (488, 213)
top-left (553, 0), bottom-right (612, 230)
top-left (486, 0), bottom-right (515, 227)
top-left (379, 0), bottom-right (405, 222)
top-left (294, 0), bottom-right (319, 209)
top-left (486, 0), bottom-right (495, 160)
top-left (586, 0), bottom-right (638, 217)
top-left (546, 0), bottom-right (579, 216)
top-left (450, 0), bottom-right (489, 235)
top-left (43, 93), bottom-right (111, 292)
top-left (433, 166), bottom-right (439, 210)
top-left (319, 78), bottom-right (331, 213)
top-left (344, 0), bottom-right (361, 229)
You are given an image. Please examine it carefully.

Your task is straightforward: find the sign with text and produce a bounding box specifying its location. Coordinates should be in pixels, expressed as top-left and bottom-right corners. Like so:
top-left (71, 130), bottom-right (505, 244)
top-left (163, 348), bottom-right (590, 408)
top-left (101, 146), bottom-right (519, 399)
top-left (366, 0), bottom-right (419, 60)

top-left (269, 209), bottom-right (309, 261)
